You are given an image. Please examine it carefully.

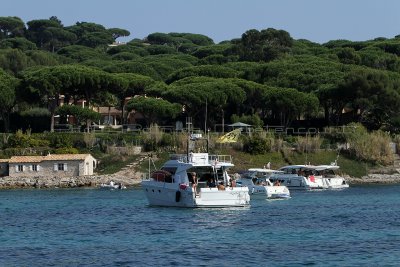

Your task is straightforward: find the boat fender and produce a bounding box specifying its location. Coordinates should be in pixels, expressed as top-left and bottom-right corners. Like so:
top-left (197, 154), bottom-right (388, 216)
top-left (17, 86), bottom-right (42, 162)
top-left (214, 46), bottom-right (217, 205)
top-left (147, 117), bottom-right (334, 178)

top-left (179, 183), bottom-right (188, 190)
top-left (175, 191), bottom-right (181, 202)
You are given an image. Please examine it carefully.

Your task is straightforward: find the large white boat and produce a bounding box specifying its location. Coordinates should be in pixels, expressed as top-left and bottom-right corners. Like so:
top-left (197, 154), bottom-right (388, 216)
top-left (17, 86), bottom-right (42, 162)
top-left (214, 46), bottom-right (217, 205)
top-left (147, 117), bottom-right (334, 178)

top-left (236, 168), bottom-right (290, 199)
top-left (142, 148), bottom-right (250, 208)
top-left (270, 165), bottom-right (326, 190)
top-left (271, 164), bottom-right (349, 190)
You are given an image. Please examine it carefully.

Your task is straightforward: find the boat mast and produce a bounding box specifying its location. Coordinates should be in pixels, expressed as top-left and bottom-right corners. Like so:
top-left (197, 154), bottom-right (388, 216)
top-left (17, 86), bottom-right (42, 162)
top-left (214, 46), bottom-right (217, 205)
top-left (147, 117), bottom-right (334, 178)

top-left (186, 117), bottom-right (192, 159)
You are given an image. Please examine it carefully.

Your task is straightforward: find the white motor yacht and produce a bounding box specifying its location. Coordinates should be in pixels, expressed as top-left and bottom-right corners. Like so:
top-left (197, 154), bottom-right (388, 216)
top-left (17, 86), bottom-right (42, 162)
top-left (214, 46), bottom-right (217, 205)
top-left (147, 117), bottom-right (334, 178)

top-left (270, 165), bottom-right (326, 190)
top-left (236, 168), bottom-right (290, 199)
top-left (142, 143), bottom-right (250, 208)
top-left (271, 164), bottom-right (349, 190)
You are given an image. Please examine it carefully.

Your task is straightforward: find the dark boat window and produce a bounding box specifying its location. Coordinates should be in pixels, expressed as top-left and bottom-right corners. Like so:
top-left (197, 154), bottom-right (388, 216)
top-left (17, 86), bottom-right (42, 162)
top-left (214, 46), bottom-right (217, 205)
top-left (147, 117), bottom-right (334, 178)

top-left (161, 167), bottom-right (177, 174)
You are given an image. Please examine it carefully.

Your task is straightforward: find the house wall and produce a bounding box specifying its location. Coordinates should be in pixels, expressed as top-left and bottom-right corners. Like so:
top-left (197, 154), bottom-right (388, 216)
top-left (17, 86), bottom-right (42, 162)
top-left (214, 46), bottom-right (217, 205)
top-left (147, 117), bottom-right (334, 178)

top-left (9, 160), bottom-right (83, 178)
top-left (83, 155), bottom-right (96, 175)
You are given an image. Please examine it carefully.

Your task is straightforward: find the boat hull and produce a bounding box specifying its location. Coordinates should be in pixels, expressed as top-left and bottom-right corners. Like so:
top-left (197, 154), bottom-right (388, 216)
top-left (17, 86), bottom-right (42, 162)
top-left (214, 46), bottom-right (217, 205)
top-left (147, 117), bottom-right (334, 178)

top-left (270, 176), bottom-right (325, 190)
top-left (323, 177), bottom-right (349, 189)
top-left (142, 181), bottom-right (250, 208)
top-left (249, 185), bottom-right (291, 199)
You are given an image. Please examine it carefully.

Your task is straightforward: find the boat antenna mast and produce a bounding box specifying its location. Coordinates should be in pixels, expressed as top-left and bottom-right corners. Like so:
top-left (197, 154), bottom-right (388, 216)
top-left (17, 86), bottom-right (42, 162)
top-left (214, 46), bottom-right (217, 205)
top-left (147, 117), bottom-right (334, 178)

top-left (186, 117), bottom-right (193, 158)
top-left (148, 153), bottom-right (157, 178)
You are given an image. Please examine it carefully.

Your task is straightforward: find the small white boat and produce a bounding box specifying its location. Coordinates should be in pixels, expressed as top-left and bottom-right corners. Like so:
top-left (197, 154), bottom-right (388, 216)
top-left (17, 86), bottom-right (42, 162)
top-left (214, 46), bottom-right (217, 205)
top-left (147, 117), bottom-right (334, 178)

top-left (141, 134), bottom-right (250, 208)
top-left (236, 168), bottom-right (291, 199)
top-left (99, 181), bottom-right (126, 190)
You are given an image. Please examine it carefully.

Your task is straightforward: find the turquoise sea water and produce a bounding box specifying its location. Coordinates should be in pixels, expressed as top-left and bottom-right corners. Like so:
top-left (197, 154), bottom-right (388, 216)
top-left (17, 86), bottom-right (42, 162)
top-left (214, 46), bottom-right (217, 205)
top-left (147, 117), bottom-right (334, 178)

top-left (1, 185), bottom-right (400, 267)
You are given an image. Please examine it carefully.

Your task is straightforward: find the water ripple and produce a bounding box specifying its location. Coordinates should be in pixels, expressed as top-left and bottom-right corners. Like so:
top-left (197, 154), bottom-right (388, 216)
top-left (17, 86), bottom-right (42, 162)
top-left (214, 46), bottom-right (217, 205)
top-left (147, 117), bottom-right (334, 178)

top-left (1, 185), bottom-right (400, 266)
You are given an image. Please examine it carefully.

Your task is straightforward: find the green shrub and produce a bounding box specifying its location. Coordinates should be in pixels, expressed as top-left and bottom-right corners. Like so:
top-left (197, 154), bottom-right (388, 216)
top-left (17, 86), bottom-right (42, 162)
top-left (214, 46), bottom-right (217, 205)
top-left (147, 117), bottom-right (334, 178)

top-left (54, 147), bottom-right (79, 154)
top-left (296, 135), bottom-right (322, 153)
top-left (345, 123), bottom-right (393, 165)
top-left (243, 135), bottom-right (271, 154)
top-left (159, 133), bottom-right (177, 150)
top-left (46, 133), bottom-right (73, 148)
top-left (7, 130), bottom-right (30, 148)
top-left (20, 107), bottom-right (51, 117)
top-left (6, 130), bottom-right (49, 148)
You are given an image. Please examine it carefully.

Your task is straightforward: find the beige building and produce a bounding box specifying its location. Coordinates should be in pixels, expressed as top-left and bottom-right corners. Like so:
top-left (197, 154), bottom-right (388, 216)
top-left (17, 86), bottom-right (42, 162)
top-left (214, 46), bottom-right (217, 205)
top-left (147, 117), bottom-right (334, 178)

top-left (7, 154), bottom-right (97, 178)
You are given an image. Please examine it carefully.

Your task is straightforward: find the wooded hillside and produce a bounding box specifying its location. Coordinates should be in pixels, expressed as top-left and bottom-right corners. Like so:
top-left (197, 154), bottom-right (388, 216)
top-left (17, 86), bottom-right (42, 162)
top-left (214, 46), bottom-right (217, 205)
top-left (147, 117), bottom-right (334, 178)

top-left (1, 16), bottom-right (400, 133)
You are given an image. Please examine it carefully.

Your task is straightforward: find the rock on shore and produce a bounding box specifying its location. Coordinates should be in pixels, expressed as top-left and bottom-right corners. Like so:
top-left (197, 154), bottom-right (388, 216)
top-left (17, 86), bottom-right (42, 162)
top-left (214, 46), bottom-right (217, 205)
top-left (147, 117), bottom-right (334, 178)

top-left (0, 172), bottom-right (145, 189)
top-left (348, 174), bottom-right (400, 184)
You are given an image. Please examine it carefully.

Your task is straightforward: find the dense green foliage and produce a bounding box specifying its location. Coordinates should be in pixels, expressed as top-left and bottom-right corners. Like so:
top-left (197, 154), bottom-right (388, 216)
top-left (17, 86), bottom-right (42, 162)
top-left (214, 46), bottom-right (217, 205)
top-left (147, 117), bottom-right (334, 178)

top-left (1, 15), bottom-right (400, 138)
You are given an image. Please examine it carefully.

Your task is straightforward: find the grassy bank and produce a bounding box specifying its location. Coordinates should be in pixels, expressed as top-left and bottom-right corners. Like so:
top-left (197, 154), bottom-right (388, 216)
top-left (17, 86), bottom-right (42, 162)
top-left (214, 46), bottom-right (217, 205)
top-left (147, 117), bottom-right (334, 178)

top-left (130, 149), bottom-right (370, 178)
top-left (216, 148), bottom-right (370, 177)
top-left (95, 154), bottom-right (142, 175)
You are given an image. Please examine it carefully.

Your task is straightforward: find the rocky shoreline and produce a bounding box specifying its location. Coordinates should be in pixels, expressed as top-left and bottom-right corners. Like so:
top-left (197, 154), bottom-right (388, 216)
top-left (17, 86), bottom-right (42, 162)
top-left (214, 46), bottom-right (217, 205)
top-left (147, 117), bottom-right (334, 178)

top-left (0, 171), bottom-right (146, 189)
top-left (1, 172), bottom-right (399, 189)
top-left (348, 174), bottom-right (400, 185)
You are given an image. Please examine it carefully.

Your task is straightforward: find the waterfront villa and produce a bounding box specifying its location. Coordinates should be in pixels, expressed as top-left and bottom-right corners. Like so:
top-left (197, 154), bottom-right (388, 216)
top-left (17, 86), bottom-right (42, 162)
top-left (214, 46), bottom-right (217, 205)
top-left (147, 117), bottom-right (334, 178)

top-left (0, 154), bottom-right (97, 178)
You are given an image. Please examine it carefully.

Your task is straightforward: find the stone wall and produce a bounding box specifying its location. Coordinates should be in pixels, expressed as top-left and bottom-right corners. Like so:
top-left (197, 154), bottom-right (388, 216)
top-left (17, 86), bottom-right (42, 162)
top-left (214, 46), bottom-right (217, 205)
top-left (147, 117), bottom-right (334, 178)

top-left (0, 172), bottom-right (144, 189)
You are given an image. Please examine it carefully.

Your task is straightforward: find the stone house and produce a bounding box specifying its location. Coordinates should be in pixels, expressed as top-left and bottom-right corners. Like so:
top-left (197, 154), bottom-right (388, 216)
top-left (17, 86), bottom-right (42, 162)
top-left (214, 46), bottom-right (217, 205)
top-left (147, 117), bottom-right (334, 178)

top-left (7, 154), bottom-right (97, 178)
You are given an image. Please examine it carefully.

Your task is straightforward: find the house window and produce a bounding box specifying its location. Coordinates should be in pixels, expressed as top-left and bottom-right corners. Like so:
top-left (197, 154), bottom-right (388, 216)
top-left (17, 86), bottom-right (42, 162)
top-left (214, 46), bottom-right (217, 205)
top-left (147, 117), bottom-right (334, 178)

top-left (54, 163), bottom-right (68, 171)
top-left (32, 164), bottom-right (38, 172)
top-left (58, 163), bottom-right (64, 171)
top-left (17, 165), bottom-right (23, 172)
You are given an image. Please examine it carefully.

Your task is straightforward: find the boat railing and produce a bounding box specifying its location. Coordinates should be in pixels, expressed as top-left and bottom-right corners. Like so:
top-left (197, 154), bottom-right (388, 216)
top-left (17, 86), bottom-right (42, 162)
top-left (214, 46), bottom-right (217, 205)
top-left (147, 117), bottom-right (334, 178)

top-left (169, 154), bottom-right (189, 162)
top-left (208, 154), bottom-right (232, 164)
top-left (169, 154), bottom-right (232, 164)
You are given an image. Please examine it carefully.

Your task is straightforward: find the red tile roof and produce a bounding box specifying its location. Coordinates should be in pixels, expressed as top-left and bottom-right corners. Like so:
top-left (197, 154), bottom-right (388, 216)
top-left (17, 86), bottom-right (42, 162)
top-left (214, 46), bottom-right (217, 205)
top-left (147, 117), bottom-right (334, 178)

top-left (9, 154), bottom-right (94, 163)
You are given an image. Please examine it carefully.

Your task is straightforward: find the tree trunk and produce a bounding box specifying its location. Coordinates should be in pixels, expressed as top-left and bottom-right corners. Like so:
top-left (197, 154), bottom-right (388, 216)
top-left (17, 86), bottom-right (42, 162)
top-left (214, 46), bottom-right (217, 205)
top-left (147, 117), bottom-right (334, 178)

top-left (49, 95), bottom-right (59, 132)
top-left (221, 109), bottom-right (225, 133)
top-left (324, 103), bottom-right (330, 126)
top-left (121, 103), bottom-right (125, 125)
top-left (50, 111), bottom-right (55, 132)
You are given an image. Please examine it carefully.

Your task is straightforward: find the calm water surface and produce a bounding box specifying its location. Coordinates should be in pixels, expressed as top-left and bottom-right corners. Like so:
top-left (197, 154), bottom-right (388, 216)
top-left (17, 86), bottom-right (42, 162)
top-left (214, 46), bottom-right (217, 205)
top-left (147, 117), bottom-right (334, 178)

top-left (1, 185), bottom-right (399, 266)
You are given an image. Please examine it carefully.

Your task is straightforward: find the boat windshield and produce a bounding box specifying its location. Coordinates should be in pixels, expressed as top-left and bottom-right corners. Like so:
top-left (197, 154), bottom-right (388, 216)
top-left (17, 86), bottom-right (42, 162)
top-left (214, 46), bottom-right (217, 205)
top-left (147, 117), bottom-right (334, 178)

top-left (161, 167), bottom-right (177, 174)
top-left (315, 169), bottom-right (336, 177)
top-left (253, 178), bottom-right (270, 185)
